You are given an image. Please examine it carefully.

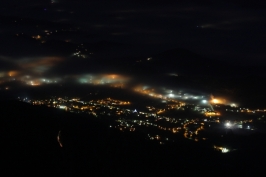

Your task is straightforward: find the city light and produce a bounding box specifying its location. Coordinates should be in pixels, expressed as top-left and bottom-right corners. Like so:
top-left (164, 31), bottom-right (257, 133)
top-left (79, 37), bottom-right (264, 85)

top-left (169, 93), bottom-right (174, 97)
top-left (59, 105), bottom-right (66, 109)
top-left (19, 91), bottom-right (262, 155)
top-left (222, 148), bottom-right (229, 153)
top-left (230, 103), bottom-right (237, 107)
top-left (212, 99), bottom-right (219, 104)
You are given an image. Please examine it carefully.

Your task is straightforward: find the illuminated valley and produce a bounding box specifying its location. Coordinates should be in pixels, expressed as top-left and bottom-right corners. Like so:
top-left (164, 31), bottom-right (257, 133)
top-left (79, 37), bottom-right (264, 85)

top-left (1, 1), bottom-right (266, 175)
top-left (15, 81), bottom-right (265, 154)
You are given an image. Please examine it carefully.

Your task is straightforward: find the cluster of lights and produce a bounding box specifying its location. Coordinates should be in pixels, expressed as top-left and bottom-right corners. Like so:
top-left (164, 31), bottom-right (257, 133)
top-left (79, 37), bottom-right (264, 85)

top-left (73, 51), bottom-right (86, 58)
top-left (24, 78), bottom-right (59, 86)
top-left (214, 145), bottom-right (230, 153)
top-left (32, 35), bottom-right (41, 39)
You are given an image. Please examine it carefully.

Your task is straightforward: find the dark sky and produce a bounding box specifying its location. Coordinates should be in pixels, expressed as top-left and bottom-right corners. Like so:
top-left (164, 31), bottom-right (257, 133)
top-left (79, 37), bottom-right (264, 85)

top-left (0, 0), bottom-right (266, 77)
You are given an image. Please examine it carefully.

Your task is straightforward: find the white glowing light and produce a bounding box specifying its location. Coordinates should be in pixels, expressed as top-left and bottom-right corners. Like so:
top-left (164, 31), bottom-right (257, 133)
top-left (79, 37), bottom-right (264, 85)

top-left (222, 148), bottom-right (229, 153)
top-left (59, 105), bottom-right (66, 109)
top-left (231, 103), bottom-right (237, 107)
top-left (169, 93), bottom-right (174, 97)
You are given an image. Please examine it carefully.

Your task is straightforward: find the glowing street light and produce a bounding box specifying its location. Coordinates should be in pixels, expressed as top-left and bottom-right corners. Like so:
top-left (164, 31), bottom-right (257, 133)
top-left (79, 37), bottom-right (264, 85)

top-left (222, 148), bottom-right (229, 153)
top-left (212, 99), bottom-right (219, 104)
top-left (230, 103), bottom-right (237, 107)
top-left (169, 93), bottom-right (174, 97)
top-left (225, 122), bottom-right (231, 127)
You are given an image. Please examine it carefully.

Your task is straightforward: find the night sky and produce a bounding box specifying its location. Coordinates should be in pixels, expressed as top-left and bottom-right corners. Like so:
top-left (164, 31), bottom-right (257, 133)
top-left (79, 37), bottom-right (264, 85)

top-left (0, 0), bottom-right (266, 77)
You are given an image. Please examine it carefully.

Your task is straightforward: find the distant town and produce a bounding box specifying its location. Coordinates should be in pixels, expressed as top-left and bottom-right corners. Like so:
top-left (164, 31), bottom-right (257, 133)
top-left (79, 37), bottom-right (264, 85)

top-left (19, 91), bottom-right (266, 154)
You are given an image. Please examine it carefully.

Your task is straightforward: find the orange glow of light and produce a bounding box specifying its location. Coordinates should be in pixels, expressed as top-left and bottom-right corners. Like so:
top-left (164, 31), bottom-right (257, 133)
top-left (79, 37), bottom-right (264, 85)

top-left (8, 71), bottom-right (19, 77)
top-left (212, 99), bottom-right (219, 103)
top-left (105, 74), bottom-right (118, 79)
top-left (205, 111), bottom-right (220, 116)
top-left (29, 81), bottom-right (41, 86)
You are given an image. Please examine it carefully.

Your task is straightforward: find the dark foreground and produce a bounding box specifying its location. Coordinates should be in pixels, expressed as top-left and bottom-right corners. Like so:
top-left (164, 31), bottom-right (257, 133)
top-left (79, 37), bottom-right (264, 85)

top-left (1, 100), bottom-right (266, 176)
